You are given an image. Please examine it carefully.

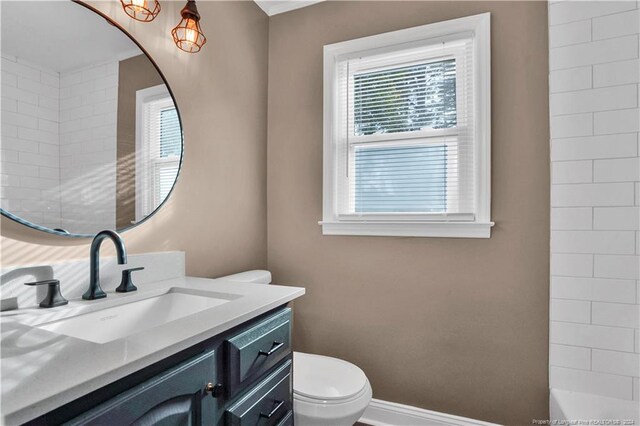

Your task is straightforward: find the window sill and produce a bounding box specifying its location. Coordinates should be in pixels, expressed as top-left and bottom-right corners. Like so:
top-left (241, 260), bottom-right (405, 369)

top-left (319, 220), bottom-right (494, 238)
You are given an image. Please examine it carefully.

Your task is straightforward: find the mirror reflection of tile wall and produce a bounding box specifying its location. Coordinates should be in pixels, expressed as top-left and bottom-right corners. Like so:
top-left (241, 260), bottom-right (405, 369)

top-left (1, 55), bottom-right (118, 233)
top-left (59, 61), bottom-right (118, 233)
top-left (2, 56), bottom-right (64, 230)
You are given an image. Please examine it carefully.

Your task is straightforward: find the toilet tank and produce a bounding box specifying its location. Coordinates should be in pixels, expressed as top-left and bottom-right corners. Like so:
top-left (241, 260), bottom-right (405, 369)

top-left (217, 270), bottom-right (272, 284)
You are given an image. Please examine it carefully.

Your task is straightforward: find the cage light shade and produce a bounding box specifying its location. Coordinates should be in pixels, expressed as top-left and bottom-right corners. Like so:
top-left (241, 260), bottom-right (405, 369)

top-left (171, 0), bottom-right (206, 53)
top-left (120, 0), bottom-right (161, 22)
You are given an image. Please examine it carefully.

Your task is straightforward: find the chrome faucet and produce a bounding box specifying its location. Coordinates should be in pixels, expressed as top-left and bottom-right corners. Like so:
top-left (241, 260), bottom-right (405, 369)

top-left (83, 230), bottom-right (127, 300)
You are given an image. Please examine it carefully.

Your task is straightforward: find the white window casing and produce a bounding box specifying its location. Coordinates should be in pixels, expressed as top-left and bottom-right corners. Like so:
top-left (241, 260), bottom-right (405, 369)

top-left (321, 13), bottom-right (493, 238)
top-left (135, 84), bottom-right (181, 223)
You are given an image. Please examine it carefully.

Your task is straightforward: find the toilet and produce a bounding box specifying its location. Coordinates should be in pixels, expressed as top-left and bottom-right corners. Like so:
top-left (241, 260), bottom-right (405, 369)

top-left (219, 270), bottom-right (372, 426)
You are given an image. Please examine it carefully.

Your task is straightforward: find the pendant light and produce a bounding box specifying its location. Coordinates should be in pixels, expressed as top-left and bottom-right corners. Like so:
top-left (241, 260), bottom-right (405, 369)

top-left (120, 0), bottom-right (161, 22)
top-left (171, 0), bottom-right (207, 53)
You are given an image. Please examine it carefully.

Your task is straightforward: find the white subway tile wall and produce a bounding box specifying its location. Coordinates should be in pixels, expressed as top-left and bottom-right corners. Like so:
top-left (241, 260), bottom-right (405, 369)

top-left (1, 55), bottom-right (118, 234)
top-left (1, 55), bottom-right (61, 229)
top-left (550, 343), bottom-right (592, 369)
top-left (58, 61), bottom-right (118, 234)
top-left (549, 0), bottom-right (640, 402)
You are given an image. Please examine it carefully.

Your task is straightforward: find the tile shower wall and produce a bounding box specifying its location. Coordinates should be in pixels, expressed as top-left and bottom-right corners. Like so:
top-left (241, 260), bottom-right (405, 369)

top-left (58, 61), bottom-right (118, 233)
top-left (1, 57), bottom-right (118, 234)
top-left (1, 55), bottom-right (62, 230)
top-left (549, 0), bottom-right (640, 402)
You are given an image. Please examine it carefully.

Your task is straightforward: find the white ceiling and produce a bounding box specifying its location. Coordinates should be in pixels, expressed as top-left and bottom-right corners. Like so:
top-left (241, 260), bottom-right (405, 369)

top-left (254, 0), bottom-right (324, 16)
top-left (1, 1), bottom-right (141, 73)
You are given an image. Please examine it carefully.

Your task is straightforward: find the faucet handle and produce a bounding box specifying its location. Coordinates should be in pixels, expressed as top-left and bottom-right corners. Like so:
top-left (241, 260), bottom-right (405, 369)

top-left (115, 267), bottom-right (144, 293)
top-left (25, 279), bottom-right (68, 308)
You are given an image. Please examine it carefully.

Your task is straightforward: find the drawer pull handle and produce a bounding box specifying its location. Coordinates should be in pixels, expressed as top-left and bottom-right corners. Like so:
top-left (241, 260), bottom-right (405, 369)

top-left (260, 400), bottom-right (285, 419)
top-left (259, 341), bottom-right (284, 357)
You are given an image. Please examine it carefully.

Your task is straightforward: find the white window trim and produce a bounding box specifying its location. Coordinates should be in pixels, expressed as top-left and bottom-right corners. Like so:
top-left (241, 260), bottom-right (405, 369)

top-left (135, 84), bottom-right (175, 223)
top-left (321, 13), bottom-right (493, 238)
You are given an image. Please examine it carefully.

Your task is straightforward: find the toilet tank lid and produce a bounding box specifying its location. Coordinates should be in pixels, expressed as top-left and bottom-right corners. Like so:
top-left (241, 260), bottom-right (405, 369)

top-left (293, 352), bottom-right (368, 400)
top-left (217, 270), bottom-right (272, 284)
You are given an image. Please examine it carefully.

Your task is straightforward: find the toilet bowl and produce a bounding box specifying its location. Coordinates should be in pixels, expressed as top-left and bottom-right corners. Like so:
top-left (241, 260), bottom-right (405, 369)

top-left (293, 351), bottom-right (372, 426)
top-left (219, 270), bottom-right (372, 426)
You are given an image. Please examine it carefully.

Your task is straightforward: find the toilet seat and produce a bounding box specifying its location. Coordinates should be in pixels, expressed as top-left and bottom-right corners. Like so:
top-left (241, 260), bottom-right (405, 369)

top-left (293, 352), bottom-right (367, 400)
top-left (294, 381), bottom-right (371, 405)
top-left (293, 352), bottom-right (368, 401)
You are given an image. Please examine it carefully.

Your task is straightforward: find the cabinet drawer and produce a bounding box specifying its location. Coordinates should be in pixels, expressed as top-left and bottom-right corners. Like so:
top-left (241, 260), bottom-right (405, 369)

top-left (275, 410), bottom-right (293, 426)
top-left (225, 360), bottom-right (292, 426)
top-left (65, 350), bottom-right (218, 426)
top-left (225, 308), bottom-right (291, 397)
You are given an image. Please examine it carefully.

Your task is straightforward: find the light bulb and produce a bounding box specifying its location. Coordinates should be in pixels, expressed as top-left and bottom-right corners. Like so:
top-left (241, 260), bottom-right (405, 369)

top-left (171, 0), bottom-right (206, 53)
top-left (121, 0), bottom-right (160, 22)
top-left (185, 18), bottom-right (198, 44)
top-left (131, 0), bottom-right (147, 12)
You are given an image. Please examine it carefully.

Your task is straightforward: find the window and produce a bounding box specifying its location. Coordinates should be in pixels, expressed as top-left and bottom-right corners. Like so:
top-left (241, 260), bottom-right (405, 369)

top-left (322, 13), bottom-right (492, 238)
top-left (135, 84), bottom-right (181, 221)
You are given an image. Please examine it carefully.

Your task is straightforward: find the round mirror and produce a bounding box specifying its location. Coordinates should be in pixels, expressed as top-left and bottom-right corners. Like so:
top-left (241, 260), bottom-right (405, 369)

top-left (0, 1), bottom-right (183, 237)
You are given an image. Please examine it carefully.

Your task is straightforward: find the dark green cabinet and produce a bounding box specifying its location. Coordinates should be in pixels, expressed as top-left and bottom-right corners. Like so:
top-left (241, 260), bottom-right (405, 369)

top-left (65, 350), bottom-right (219, 426)
top-left (32, 306), bottom-right (293, 426)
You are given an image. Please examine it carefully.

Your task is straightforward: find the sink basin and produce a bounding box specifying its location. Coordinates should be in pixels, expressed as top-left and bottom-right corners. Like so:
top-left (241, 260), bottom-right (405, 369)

top-left (38, 289), bottom-right (233, 343)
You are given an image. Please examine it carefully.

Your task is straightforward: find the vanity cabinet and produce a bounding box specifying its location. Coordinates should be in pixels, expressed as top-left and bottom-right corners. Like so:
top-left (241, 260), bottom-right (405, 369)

top-left (65, 350), bottom-right (219, 426)
top-left (30, 307), bottom-right (293, 426)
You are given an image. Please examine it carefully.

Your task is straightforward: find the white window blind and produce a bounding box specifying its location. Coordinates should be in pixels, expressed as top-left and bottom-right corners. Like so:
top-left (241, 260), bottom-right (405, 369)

top-left (323, 14), bottom-right (492, 237)
top-left (153, 107), bottom-right (181, 205)
top-left (136, 85), bottom-right (181, 221)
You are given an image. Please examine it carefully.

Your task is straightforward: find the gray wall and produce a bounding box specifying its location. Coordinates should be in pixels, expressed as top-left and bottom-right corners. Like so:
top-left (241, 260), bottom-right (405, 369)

top-left (267, 2), bottom-right (550, 424)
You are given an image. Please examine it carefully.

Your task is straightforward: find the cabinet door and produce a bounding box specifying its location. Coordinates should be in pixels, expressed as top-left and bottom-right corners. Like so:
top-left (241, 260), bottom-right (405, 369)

top-left (66, 350), bottom-right (219, 426)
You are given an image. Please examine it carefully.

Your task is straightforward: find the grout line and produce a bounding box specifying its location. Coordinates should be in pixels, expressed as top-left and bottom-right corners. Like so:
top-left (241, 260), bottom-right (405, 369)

top-left (551, 53), bottom-right (640, 72)
top-left (552, 319), bottom-right (639, 332)
top-left (552, 159), bottom-right (609, 164)
top-left (552, 79), bottom-right (640, 94)
top-left (552, 131), bottom-right (639, 142)
top-left (552, 229), bottom-right (638, 234)
top-left (551, 180), bottom-right (636, 187)
top-left (553, 156), bottom-right (639, 162)
top-left (555, 26), bottom-right (640, 46)
top-left (552, 108), bottom-right (639, 119)
top-left (550, 6), bottom-right (639, 28)
top-left (551, 82), bottom-right (637, 95)
top-left (551, 363), bottom-right (638, 379)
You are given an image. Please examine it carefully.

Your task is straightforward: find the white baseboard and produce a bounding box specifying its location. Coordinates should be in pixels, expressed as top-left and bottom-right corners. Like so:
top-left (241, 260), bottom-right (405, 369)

top-left (359, 398), bottom-right (500, 426)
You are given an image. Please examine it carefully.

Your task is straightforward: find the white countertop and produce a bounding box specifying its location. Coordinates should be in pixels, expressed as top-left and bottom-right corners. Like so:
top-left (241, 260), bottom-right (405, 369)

top-left (0, 277), bottom-right (305, 425)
